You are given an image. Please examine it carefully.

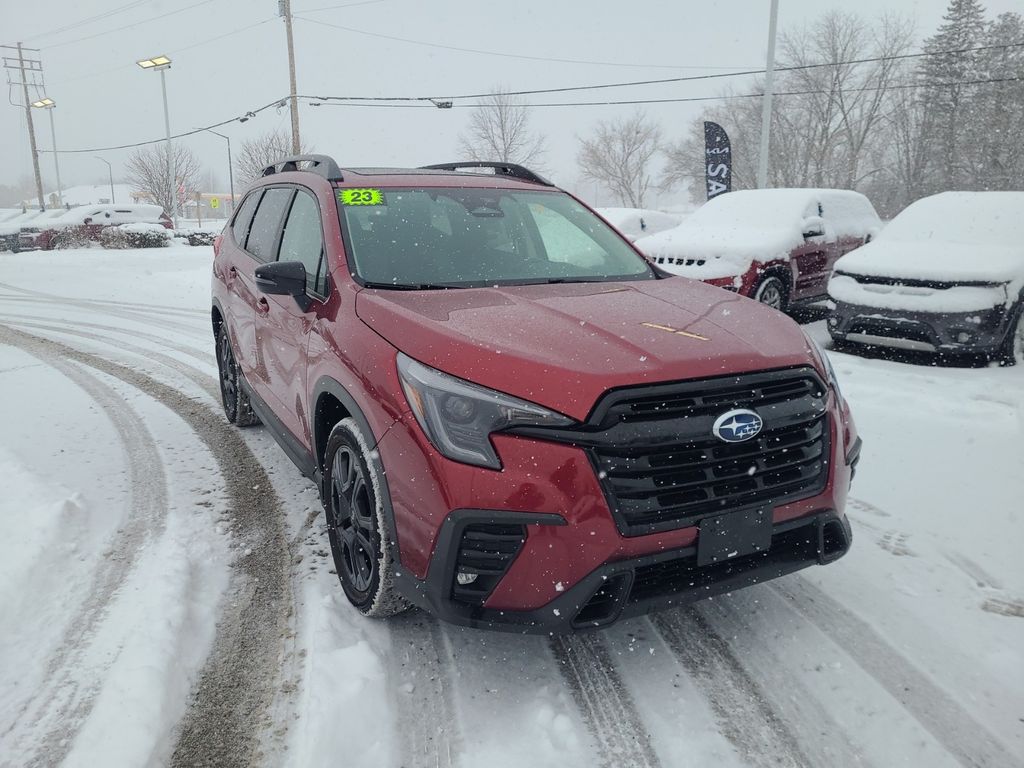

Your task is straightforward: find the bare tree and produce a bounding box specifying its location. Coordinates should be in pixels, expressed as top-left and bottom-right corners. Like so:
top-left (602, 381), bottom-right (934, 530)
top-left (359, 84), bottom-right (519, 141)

top-left (235, 128), bottom-right (313, 184)
top-left (577, 112), bottom-right (661, 208)
top-left (124, 143), bottom-right (202, 215)
top-left (457, 88), bottom-right (546, 167)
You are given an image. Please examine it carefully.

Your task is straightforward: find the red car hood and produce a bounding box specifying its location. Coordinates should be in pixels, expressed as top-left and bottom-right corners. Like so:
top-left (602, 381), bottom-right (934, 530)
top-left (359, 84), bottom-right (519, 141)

top-left (356, 277), bottom-right (819, 421)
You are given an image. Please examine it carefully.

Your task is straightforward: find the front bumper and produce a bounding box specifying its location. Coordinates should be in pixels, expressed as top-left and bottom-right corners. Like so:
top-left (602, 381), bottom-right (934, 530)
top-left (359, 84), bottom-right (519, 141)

top-left (829, 300), bottom-right (1012, 355)
top-left (393, 508), bottom-right (852, 634)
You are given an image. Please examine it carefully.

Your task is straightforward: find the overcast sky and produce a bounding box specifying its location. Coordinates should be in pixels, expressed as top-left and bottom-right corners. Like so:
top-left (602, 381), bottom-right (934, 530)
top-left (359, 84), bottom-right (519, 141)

top-left (1, 0), bottom-right (1019, 206)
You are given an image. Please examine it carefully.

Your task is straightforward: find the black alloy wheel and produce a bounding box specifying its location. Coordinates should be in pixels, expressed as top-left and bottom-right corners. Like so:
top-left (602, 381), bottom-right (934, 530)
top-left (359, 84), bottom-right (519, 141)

top-left (215, 325), bottom-right (259, 426)
top-left (329, 444), bottom-right (378, 597)
top-left (322, 419), bottom-right (407, 617)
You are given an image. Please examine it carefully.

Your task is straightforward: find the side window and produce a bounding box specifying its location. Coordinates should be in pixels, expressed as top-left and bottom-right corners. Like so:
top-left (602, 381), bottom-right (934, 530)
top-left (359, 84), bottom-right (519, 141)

top-left (231, 192), bottom-right (261, 245)
top-left (279, 190), bottom-right (327, 296)
top-left (245, 188), bottom-right (294, 262)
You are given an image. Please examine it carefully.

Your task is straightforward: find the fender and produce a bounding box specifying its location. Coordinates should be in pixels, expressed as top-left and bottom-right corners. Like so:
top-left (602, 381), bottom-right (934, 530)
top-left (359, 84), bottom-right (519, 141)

top-left (310, 375), bottom-right (404, 569)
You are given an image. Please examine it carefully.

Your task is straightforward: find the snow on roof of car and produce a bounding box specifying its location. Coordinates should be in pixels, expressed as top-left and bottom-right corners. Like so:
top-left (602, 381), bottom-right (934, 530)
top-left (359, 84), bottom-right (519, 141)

top-left (596, 207), bottom-right (681, 241)
top-left (635, 188), bottom-right (880, 277)
top-left (51, 203), bottom-right (166, 226)
top-left (873, 191), bottom-right (1024, 248)
top-left (834, 191), bottom-right (1024, 286)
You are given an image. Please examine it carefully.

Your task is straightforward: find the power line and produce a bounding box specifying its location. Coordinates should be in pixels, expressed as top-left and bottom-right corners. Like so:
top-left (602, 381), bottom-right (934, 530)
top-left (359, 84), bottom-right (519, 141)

top-left (21, 0), bottom-right (154, 42)
top-left (301, 0), bottom-right (390, 12)
top-left (293, 16), bottom-right (756, 72)
top-left (42, 0), bottom-right (218, 50)
top-left (47, 17), bottom-right (275, 86)
top-left (306, 74), bottom-right (1024, 110)
top-left (39, 96), bottom-right (289, 154)
top-left (303, 39), bottom-right (1024, 103)
top-left (297, 16), bottom-right (1023, 76)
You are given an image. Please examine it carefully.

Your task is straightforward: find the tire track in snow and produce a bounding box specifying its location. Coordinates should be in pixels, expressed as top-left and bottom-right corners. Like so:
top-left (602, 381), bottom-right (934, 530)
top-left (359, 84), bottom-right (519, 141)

top-left (1, 319), bottom-right (219, 401)
top-left (772, 577), bottom-right (1020, 768)
top-left (0, 335), bottom-right (170, 767)
top-left (0, 282), bottom-right (207, 339)
top-left (0, 325), bottom-right (295, 768)
top-left (0, 310), bottom-right (216, 366)
top-left (687, 597), bottom-right (875, 768)
top-left (550, 634), bottom-right (662, 768)
top-left (387, 612), bottom-right (462, 768)
top-left (650, 608), bottom-right (811, 768)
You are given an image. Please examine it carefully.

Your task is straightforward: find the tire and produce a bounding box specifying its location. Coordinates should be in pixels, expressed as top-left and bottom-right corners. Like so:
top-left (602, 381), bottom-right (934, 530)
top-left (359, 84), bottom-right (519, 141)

top-left (999, 303), bottom-right (1024, 366)
top-left (323, 418), bottom-right (408, 617)
top-left (215, 324), bottom-right (259, 426)
top-left (753, 274), bottom-right (788, 311)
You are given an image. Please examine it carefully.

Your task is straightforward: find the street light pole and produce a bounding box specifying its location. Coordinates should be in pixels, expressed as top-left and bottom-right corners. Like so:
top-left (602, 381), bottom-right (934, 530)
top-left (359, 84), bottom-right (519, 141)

top-left (137, 56), bottom-right (177, 228)
top-left (757, 0), bottom-right (780, 189)
top-left (94, 156), bottom-right (115, 203)
top-left (203, 128), bottom-right (235, 212)
top-left (31, 97), bottom-right (62, 207)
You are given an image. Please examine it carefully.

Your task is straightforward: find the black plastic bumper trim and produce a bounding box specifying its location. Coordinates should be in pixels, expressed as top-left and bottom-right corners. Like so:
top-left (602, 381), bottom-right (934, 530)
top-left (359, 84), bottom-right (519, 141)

top-left (394, 509), bottom-right (851, 635)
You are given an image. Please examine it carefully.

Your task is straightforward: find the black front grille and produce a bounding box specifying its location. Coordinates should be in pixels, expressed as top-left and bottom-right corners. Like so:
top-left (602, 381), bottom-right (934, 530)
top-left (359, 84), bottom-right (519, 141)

top-left (451, 524), bottom-right (526, 605)
top-left (577, 369), bottom-right (829, 535)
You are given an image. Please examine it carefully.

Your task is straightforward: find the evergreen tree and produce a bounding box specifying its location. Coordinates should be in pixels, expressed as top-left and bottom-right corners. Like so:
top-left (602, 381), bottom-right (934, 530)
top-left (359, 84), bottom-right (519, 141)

top-left (917, 0), bottom-right (988, 190)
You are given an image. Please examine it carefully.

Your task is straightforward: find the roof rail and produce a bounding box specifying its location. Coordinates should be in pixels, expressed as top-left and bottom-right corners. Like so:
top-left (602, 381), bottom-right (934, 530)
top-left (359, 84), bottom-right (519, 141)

top-left (262, 154), bottom-right (344, 181)
top-left (420, 161), bottom-right (553, 187)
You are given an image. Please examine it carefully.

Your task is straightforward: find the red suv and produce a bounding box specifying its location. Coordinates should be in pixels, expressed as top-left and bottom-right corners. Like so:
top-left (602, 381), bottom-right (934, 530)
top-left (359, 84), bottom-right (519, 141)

top-left (637, 189), bottom-right (881, 312)
top-left (212, 156), bottom-right (860, 632)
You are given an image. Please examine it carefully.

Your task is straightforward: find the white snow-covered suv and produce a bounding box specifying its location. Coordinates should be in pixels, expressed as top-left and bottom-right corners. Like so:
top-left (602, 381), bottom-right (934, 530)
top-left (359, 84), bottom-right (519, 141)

top-left (828, 191), bottom-right (1024, 364)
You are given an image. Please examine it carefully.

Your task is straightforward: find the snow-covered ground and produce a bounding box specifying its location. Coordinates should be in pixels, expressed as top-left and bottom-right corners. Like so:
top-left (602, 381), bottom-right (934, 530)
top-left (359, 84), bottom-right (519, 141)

top-left (0, 246), bottom-right (1021, 768)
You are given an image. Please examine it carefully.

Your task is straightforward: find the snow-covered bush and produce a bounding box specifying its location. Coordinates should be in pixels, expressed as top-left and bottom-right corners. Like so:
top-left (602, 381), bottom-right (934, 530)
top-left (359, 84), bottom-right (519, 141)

top-left (100, 223), bottom-right (171, 249)
top-left (52, 226), bottom-right (92, 250)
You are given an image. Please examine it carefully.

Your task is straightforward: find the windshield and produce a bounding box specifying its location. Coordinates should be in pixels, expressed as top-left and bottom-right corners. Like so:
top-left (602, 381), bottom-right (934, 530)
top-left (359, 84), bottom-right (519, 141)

top-left (337, 187), bottom-right (656, 288)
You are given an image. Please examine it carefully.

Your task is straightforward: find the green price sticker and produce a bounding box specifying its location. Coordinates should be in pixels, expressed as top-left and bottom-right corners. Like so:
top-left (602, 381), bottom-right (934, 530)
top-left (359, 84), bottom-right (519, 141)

top-left (339, 188), bottom-right (385, 206)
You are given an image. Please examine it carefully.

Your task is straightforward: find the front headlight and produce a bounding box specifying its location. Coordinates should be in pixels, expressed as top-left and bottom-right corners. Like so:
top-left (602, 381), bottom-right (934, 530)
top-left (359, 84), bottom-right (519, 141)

top-left (803, 331), bottom-right (843, 401)
top-left (397, 353), bottom-right (574, 469)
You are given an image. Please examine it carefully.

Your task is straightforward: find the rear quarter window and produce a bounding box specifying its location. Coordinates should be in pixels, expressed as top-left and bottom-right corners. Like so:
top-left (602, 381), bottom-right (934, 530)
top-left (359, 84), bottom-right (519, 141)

top-left (231, 192), bottom-right (261, 246)
top-left (245, 188), bottom-right (295, 262)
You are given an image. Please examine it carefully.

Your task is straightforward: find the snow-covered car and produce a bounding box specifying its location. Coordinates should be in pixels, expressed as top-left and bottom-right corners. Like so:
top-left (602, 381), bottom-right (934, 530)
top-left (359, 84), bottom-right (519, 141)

top-left (828, 191), bottom-right (1024, 364)
top-left (17, 204), bottom-right (172, 251)
top-left (595, 207), bottom-right (681, 242)
top-left (636, 189), bottom-right (881, 311)
top-left (0, 209), bottom-right (68, 252)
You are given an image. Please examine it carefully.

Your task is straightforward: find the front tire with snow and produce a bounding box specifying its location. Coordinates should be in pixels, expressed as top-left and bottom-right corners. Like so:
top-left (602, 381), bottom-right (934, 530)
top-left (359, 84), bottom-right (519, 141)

top-left (999, 303), bottom-right (1024, 366)
top-left (216, 325), bottom-right (259, 426)
top-left (324, 418), bottom-right (408, 617)
top-left (753, 274), bottom-right (788, 311)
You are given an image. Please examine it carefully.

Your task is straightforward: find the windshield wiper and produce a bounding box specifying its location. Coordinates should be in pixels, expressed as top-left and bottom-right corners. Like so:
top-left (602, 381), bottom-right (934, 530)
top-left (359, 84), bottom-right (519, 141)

top-left (360, 281), bottom-right (467, 291)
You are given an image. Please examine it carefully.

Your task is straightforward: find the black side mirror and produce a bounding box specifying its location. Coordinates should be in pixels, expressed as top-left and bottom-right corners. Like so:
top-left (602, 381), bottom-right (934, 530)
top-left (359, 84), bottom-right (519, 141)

top-left (255, 260), bottom-right (311, 311)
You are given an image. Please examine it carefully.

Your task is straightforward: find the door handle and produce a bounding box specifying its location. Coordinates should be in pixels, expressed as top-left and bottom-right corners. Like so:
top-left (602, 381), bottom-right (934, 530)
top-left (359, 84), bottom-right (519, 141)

top-left (256, 297), bottom-right (270, 315)
top-left (229, 265), bottom-right (238, 276)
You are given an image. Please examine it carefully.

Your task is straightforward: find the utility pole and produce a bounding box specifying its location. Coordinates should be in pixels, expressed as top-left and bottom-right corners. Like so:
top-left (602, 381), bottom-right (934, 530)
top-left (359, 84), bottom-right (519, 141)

top-left (756, 0), bottom-right (780, 189)
top-left (280, 0), bottom-right (301, 154)
top-left (2, 43), bottom-right (46, 210)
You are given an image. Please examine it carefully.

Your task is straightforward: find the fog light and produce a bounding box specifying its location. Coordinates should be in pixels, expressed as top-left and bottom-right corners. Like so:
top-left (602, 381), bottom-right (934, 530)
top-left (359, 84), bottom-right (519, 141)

top-left (828, 317), bottom-right (839, 327)
top-left (456, 571), bottom-right (478, 586)
top-left (957, 331), bottom-right (972, 343)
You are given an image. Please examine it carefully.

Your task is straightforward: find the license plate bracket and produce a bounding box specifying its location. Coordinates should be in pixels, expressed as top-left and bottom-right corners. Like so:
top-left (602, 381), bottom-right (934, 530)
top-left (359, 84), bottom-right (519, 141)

top-left (697, 507), bottom-right (772, 567)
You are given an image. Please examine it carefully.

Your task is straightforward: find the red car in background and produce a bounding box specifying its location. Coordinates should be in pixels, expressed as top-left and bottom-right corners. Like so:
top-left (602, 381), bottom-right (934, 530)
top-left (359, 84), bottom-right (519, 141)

top-left (18, 203), bottom-right (172, 250)
top-left (636, 189), bottom-right (881, 312)
top-left (212, 157), bottom-right (860, 633)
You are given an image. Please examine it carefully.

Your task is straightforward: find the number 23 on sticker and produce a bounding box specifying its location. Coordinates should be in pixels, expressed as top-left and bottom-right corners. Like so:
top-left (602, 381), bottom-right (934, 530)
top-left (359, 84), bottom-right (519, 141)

top-left (339, 188), bottom-right (384, 206)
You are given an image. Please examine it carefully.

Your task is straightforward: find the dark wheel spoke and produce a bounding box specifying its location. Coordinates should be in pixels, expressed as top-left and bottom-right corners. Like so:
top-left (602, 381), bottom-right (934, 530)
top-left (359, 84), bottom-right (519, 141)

top-left (327, 441), bottom-right (379, 598)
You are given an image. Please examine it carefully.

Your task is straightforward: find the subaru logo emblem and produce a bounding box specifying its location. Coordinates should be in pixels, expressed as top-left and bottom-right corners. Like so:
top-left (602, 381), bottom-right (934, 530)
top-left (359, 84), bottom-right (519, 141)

top-left (712, 409), bottom-right (763, 443)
